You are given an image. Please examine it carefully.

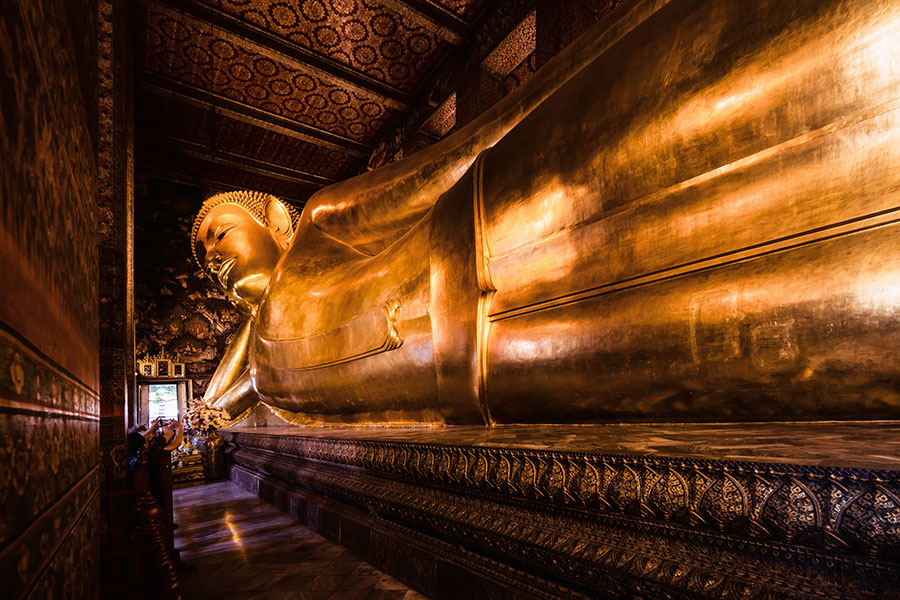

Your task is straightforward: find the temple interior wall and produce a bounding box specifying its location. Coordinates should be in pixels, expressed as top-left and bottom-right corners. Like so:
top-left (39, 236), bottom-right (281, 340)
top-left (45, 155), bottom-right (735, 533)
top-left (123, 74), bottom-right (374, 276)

top-left (0, 1), bottom-right (101, 596)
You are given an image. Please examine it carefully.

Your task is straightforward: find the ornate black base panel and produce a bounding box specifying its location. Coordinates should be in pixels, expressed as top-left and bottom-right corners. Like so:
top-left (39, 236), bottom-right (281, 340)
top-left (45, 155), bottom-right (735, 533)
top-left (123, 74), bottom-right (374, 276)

top-left (220, 424), bottom-right (900, 599)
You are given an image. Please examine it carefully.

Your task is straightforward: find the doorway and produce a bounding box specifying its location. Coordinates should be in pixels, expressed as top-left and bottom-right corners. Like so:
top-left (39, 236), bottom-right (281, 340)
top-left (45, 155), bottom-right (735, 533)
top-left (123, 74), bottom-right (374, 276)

top-left (136, 378), bottom-right (191, 426)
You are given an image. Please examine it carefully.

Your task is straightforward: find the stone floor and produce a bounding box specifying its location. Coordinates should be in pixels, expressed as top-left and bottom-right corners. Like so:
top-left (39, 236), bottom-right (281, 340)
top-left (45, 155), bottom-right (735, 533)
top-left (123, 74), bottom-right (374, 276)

top-left (173, 481), bottom-right (429, 600)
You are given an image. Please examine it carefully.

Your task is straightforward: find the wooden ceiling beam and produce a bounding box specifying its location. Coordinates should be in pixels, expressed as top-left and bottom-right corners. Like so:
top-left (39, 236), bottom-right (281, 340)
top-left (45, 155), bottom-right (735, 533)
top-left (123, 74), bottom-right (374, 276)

top-left (386, 0), bottom-right (472, 41)
top-left (150, 0), bottom-right (412, 106)
top-left (137, 130), bottom-right (336, 188)
top-left (139, 73), bottom-right (371, 157)
top-left (136, 165), bottom-right (310, 209)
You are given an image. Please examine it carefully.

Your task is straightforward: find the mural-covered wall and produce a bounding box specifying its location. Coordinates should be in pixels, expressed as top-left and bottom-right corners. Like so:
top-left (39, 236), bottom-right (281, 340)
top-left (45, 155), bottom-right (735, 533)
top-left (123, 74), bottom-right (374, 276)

top-left (134, 176), bottom-right (243, 396)
top-left (0, 0), bottom-right (100, 597)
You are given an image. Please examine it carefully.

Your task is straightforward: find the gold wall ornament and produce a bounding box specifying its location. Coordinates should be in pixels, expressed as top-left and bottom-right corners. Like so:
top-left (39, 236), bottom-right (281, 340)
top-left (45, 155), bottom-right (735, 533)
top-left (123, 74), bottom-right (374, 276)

top-left (137, 359), bottom-right (154, 378)
top-left (193, 0), bottom-right (900, 425)
top-left (10, 352), bottom-right (25, 395)
top-left (136, 350), bottom-right (184, 379)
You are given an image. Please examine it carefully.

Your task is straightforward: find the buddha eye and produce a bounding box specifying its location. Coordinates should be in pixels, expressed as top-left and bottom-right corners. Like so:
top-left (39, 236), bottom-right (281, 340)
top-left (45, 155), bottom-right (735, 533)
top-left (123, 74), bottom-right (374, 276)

top-left (216, 225), bottom-right (236, 242)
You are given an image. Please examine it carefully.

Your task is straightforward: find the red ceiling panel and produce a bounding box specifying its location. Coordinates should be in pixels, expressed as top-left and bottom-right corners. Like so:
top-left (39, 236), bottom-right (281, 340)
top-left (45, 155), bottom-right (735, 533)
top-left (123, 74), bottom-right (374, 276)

top-left (211, 115), bottom-right (364, 179)
top-left (134, 0), bottom-right (498, 209)
top-left (142, 3), bottom-right (401, 143)
top-left (199, 0), bottom-right (454, 93)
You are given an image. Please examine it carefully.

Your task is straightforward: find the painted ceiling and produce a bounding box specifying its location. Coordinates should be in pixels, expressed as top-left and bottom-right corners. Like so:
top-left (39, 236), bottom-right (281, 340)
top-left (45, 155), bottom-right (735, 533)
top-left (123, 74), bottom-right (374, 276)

top-left (135, 0), bottom-right (492, 207)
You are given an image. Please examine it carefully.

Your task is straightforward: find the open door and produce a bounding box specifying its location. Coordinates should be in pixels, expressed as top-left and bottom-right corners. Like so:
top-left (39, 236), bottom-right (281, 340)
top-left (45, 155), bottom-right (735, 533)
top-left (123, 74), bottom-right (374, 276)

top-left (136, 378), bottom-right (192, 426)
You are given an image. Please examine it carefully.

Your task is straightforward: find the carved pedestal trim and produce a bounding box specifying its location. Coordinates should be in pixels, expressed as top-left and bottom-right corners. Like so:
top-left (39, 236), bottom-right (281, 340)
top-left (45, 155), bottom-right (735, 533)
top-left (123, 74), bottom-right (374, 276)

top-left (222, 429), bottom-right (900, 599)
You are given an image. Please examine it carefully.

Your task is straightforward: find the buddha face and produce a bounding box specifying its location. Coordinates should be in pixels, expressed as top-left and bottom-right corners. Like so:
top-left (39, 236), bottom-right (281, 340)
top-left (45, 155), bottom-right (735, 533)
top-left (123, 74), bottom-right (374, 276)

top-left (194, 204), bottom-right (283, 312)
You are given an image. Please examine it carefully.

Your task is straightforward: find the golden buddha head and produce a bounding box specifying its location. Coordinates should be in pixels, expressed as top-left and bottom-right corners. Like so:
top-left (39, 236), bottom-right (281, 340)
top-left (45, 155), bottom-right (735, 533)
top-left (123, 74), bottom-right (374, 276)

top-left (192, 191), bottom-right (300, 311)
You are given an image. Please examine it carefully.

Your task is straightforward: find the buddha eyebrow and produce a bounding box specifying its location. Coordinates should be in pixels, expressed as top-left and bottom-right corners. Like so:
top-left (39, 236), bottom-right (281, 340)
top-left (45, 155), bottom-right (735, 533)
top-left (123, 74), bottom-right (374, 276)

top-left (211, 222), bottom-right (236, 241)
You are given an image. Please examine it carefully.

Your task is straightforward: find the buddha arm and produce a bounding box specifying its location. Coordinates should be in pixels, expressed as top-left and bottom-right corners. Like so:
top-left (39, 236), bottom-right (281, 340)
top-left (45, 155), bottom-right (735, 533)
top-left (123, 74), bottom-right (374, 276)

top-left (302, 1), bottom-right (647, 257)
top-left (204, 317), bottom-right (254, 405)
top-left (209, 368), bottom-right (258, 420)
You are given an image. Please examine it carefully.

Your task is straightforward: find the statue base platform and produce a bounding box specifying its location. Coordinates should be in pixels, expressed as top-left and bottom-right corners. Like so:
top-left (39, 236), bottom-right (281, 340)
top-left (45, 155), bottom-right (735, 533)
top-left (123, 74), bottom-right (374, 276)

top-left (220, 422), bottom-right (900, 599)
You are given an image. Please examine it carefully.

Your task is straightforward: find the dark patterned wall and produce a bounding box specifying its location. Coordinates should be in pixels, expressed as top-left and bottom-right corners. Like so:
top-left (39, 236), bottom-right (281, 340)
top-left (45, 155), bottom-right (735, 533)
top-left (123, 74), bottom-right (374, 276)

top-left (0, 1), bottom-right (100, 388)
top-left (0, 0), bottom-right (100, 598)
top-left (135, 176), bottom-right (243, 389)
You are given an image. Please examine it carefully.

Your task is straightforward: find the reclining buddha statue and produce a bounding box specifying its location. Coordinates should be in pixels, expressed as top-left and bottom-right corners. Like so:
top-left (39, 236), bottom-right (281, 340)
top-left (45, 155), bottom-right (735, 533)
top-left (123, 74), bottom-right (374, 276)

top-left (193, 0), bottom-right (900, 426)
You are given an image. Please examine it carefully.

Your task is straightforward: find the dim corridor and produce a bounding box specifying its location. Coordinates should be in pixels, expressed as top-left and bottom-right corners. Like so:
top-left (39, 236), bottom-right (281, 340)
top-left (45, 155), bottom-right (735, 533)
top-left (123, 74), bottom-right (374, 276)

top-left (173, 481), bottom-right (429, 600)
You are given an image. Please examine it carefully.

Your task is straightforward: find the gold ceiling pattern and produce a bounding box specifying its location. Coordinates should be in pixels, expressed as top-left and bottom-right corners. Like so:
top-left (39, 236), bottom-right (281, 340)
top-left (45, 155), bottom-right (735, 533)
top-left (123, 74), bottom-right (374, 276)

top-left (135, 0), bottom-right (491, 208)
top-left (143, 5), bottom-right (399, 143)
top-left (202, 0), bottom-right (455, 92)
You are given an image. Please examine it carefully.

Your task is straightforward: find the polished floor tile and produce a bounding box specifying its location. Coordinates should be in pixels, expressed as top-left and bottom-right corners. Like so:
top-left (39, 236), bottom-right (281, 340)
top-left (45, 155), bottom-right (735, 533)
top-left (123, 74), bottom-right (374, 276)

top-left (174, 481), bottom-right (429, 600)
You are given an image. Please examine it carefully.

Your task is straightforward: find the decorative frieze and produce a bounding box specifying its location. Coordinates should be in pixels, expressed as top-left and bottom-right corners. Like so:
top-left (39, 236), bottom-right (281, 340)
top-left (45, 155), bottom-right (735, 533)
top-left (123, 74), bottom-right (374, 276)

top-left (223, 429), bottom-right (900, 599)
top-left (224, 430), bottom-right (900, 560)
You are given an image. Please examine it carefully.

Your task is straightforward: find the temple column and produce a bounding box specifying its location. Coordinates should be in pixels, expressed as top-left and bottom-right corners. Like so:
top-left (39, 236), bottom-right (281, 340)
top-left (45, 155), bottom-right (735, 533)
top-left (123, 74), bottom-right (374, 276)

top-left (455, 68), bottom-right (507, 130)
top-left (97, 0), bottom-right (135, 587)
top-left (535, 0), bottom-right (623, 68)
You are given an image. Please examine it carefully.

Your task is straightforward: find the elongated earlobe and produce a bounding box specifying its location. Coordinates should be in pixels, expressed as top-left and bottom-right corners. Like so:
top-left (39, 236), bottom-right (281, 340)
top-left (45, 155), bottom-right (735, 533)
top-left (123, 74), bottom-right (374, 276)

top-left (265, 198), bottom-right (296, 250)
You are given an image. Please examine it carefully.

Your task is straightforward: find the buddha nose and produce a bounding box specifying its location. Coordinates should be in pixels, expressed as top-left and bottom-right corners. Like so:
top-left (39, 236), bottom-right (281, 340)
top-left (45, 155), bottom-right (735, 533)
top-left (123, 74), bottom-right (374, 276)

top-left (206, 254), bottom-right (222, 275)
